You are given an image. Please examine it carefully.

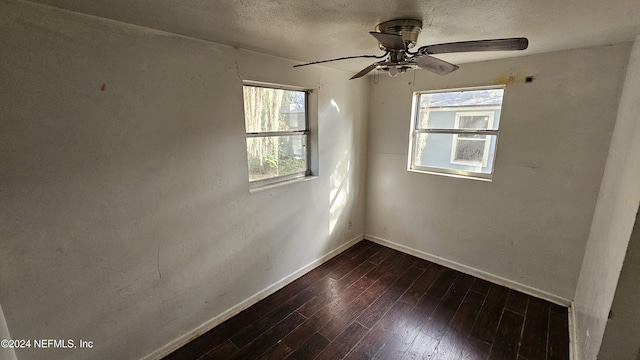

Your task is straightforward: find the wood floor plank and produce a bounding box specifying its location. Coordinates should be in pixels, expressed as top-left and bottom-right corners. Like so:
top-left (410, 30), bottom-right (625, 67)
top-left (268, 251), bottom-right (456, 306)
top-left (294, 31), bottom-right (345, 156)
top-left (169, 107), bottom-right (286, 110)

top-left (375, 290), bottom-right (442, 360)
top-left (423, 273), bottom-right (475, 340)
top-left (355, 266), bottom-right (419, 329)
top-left (328, 243), bottom-right (379, 280)
top-left (285, 332), bottom-right (330, 360)
top-left (371, 281), bottom-right (440, 360)
top-left (460, 336), bottom-right (492, 360)
top-left (364, 253), bottom-right (403, 281)
top-left (233, 270), bottom-right (330, 329)
top-left (292, 259), bottom-right (338, 289)
top-left (371, 319), bottom-right (418, 360)
top-left (390, 264), bottom-right (424, 290)
top-left (274, 314), bottom-right (324, 356)
top-left (366, 246), bottom-right (397, 265)
top-left (315, 322), bottom-right (370, 360)
top-left (333, 240), bottom-right (373, 263)
top-left (298, 259), bottom-right (377, 319)
top-left (400, 263), bottom-right (444, 306)
top-left (344, 300), bottom-right (415, 359)
top-left (280, 276), bottom-right (375, 352)
top-left (255, 341), bottom-right (293, 360)
top-left (505, 289), bottom-right (529, 315)
top-left (427, 268), bottom-right (460, 299)
top-left (469, 278), bottom-right (492, 294)
top-left (164, 241), bottom-right (569, 360)
top-left (354, 254), bottom-right (420, 329)
top-left (229, 278), bottom-right (326, 348)
top-left (400, 331), bottom-right (440, 360)
top-left (489, 309), bottom-right (525, 360)
top-left (519, 296), bottom-right (550, 360)
top-left (549, 303), bottom-right (568, 318)
top-left (379, 292), bottom-right (443, 360)
top-left (162, 326), bottom-right (232, 360)
top-left (328, 259), bottom-right (365, 281)
top-left (228, 311), bottom-right (307, 360)
top-left (432, 331), bottom-right (467, 360)
top-left (470, 283), bottom-right (509, 344)
top-left (412, 258), bottom-right (433, 270)
top-left (548, 310), bottom-right (569, 360)
top-left (317, 264), bottom-right (422, 342)
top-left (334, 260), bottom-right (378, 291)
top-left (369, 252), bottom-right (416, 282)
top-left (432, 289), bottom-right (487, 359)
top-left (199, 339), bottom-right (238, 360)
top-left (317, 279), bottom-right (387, 340)
top-left (449, 290), bottom-right (487, 335)
top-left (296, 279), bottom-right (339, 318)
top-left (386, 252), bottom-right (418, 277)
top-left (346, 241), bottom-right (382, 264)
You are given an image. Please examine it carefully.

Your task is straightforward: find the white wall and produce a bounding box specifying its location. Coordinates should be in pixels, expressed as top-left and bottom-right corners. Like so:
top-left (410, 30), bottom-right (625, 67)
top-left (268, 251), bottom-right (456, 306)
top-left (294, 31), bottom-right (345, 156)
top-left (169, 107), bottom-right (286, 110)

top-left (573, 35), bottom-right (640, 360)
top-left (0, 1), bottom-right (368, 359)
top-left (598, 209), bottom-right (640, 360)
top-left (365, 44), bottom-right (630, 302)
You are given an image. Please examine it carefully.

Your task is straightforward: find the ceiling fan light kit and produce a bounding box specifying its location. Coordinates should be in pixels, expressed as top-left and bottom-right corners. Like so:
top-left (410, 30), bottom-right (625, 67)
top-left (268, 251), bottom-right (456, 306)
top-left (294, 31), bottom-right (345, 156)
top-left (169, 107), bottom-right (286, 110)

top-left (294, 18), bottom-right (529, 80)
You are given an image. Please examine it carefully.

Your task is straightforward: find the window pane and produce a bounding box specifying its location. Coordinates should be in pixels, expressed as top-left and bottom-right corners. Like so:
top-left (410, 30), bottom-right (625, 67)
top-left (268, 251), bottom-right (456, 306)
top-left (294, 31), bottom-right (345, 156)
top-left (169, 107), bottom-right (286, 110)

top-left (246, 135), bottom-right (307, 182)
top-left (413, 133), bottom-right (497, 174)
top-left (453, 138), bottom-right (485, 163)
top-left (417, 89), bottom-right (503, 130)
top-left (243, 86), bottom-right (306, 133)
top-left (459, 115), bottom-right (490, 129)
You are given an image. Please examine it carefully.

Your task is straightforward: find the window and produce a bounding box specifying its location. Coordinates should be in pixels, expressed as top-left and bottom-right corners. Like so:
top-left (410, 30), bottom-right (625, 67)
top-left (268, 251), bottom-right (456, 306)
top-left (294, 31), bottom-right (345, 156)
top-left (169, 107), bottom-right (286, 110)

top-left (243, 83), bottom-right (311, 188)
top-left (408, 86), bottom-right (504, 181)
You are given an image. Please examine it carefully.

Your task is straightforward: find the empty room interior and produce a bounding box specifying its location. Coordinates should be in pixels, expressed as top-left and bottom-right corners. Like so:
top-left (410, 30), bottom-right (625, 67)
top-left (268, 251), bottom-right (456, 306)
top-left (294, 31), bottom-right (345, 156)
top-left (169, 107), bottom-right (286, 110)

top-left (2, 0), bottom-right (640, 359)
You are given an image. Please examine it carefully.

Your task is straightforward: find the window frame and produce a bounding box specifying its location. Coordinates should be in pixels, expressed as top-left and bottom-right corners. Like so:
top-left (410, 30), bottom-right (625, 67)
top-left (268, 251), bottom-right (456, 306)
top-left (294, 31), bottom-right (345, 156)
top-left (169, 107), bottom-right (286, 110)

top-left (407, 85), bottom-right (505, 181)
top-left (242, 81), bottom-right (313, 189)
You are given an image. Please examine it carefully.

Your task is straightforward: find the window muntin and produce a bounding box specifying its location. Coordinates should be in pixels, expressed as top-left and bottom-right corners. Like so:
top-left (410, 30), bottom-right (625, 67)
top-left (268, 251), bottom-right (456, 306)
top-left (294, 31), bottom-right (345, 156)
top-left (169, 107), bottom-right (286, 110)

top-left (243, 84), bottom-right (310, 187)
top-left (409, 87), bottom-right (504, 180)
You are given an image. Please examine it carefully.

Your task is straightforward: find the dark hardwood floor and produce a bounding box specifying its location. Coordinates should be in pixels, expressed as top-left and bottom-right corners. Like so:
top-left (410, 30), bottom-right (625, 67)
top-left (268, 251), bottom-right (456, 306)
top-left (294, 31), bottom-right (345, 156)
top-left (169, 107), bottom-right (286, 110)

top-left (163, 240), bottom-right (569, 360)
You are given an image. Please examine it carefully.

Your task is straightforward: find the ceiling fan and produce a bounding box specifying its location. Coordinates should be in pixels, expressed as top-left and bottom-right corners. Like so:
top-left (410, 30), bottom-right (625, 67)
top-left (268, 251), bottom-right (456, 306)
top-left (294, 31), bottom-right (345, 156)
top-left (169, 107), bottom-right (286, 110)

top-left (294, 19), bottom-right (528, 79)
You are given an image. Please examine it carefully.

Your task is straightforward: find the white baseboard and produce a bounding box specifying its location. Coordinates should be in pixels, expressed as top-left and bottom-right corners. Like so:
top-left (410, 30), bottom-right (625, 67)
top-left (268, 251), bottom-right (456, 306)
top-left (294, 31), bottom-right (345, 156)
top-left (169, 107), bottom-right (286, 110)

top-left (569, 301), bottom-right (579, 360)
top-left (143, 233), bottom-right (364, 360)
top-left (365, 234), bottom-right (572, 307)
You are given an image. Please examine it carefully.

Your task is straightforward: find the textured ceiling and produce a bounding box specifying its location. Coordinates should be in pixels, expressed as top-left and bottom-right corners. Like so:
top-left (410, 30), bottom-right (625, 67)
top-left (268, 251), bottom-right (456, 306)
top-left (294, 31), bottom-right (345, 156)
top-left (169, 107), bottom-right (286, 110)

top-left (27, 0), bottom-right (640, 74)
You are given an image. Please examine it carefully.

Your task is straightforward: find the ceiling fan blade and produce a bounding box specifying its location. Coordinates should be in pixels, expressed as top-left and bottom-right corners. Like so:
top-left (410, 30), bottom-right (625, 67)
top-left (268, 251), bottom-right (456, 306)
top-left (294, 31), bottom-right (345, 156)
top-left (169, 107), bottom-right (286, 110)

top-left (294, 54), bottom-right (386, 67)
top-left (414, 55), bottom-right (459, 75)
top-left (421, 37), bottom-right (529, 55)
top-left (369, 32), bottom-right (406, 51)
top-left (350, 63), bottom-right (379, 80)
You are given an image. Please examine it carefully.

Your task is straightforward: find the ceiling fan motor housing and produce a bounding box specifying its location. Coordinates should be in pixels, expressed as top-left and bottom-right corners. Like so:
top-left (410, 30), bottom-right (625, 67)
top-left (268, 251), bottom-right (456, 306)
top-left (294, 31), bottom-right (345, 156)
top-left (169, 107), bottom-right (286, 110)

top-left (375, 19), bottom-right (423, 50)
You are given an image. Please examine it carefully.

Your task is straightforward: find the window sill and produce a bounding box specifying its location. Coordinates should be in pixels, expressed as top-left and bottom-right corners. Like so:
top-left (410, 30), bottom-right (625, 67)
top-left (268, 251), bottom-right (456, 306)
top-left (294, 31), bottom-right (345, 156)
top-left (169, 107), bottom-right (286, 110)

top-left (408, 168), bottom-right (492, 182)
top-left (249, 175), bottom-right (319, 193)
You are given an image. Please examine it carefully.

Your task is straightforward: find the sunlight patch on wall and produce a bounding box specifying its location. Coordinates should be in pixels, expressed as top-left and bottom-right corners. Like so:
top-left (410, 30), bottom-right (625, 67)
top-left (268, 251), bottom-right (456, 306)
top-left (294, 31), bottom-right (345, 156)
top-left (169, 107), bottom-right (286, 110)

top-left (329, 151), bottom-right (350, 234)
top-left (330, 99), bottom-right (341, 113)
